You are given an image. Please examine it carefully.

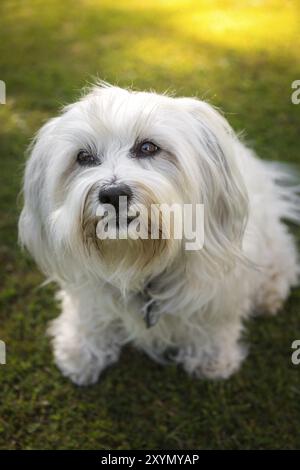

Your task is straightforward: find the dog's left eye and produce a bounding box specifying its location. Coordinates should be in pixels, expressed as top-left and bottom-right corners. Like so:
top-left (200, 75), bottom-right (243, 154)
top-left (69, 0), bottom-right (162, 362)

top-left (138, 141), bottom-right (160, 157)
top-left (76, 150), bottom-right (100, 166)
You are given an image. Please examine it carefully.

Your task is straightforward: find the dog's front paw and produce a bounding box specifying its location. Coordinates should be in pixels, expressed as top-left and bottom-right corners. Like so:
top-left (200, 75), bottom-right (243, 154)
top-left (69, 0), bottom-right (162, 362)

top-left (52, 342), bottom-right (110, 386)
top-left (181, 343), bottom-right (247, 380)
top-left (50, 330), bottom-right (120, 386)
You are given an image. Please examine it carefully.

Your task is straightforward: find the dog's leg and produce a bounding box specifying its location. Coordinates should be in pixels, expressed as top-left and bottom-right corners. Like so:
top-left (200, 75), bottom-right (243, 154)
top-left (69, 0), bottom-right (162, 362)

top-left (48, 288), bottom-right (125, 386)
top-left (175, 315), bottom-right (247, 380)
top-left (255, 225), bottom-right (299, 315)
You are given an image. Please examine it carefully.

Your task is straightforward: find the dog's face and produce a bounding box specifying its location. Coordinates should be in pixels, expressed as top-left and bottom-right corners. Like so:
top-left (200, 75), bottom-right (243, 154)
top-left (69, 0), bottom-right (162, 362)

top-left (19, 84), bottom-right (248, 290)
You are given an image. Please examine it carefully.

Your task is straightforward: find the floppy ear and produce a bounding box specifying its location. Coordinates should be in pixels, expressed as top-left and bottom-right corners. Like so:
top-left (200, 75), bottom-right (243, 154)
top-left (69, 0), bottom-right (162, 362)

top-left (178, 97), bottom-right (249, 274)
top-left (18, 118), bottom-right (59, 277)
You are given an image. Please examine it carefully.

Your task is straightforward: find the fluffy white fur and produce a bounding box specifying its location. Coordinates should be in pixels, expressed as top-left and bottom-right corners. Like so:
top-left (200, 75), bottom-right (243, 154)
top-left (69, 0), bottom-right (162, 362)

top-left (19, 83), bottom-right (300, 385)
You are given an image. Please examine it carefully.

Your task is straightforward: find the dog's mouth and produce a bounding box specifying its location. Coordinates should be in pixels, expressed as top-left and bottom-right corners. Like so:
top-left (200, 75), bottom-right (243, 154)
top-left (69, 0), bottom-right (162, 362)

top-left (93, 211), bottom-right (141, 241)
top-left (116, 214), bottom-right (138, 228)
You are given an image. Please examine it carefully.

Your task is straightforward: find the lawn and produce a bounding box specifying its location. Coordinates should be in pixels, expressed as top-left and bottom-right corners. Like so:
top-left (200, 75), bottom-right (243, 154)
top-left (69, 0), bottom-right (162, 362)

top-left (0, 0), bottom-right (300, 449)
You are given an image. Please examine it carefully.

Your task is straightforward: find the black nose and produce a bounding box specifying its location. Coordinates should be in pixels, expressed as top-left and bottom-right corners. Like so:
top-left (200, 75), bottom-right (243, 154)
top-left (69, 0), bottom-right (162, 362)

top-left (98, 184), bottom-right (133, 212)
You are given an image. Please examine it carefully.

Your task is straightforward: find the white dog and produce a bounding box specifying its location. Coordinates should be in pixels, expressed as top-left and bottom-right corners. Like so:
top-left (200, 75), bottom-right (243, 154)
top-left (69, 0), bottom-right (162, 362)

top-left (19, 83), bottom-right (300, 385)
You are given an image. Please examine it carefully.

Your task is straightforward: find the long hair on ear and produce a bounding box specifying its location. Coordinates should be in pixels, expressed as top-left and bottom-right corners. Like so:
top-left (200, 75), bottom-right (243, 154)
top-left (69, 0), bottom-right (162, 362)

top-left (18, 117), bottom-right (61, 279)
top-left (178, 97), bottom-right (249, 277)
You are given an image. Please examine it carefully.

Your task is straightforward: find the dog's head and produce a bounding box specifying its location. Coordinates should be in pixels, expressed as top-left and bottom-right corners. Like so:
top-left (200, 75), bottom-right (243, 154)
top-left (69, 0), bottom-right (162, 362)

top-left (19, 84), bottom-right (248, 290)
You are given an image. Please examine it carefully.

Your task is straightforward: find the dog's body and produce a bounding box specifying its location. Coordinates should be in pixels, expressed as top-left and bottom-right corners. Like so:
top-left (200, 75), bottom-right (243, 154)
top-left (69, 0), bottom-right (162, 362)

top-left (19, 84), bottom-right (299, 385)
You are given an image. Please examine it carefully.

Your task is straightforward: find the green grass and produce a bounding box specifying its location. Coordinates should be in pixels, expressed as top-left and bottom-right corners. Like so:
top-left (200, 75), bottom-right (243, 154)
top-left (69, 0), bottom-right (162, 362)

top-left (0, 0), bottom-right (300, 449)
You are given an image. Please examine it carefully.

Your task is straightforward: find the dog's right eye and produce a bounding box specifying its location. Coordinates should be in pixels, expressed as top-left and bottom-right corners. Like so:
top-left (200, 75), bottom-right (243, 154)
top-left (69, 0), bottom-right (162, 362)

top-left (76, 150), bottom-right (100, 166)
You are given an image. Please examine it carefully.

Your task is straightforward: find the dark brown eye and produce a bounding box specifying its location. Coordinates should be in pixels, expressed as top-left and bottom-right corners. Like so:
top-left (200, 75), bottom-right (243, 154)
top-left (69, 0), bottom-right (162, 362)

top-left (76, 150), bottom-right (100, 166)
top-left (139, 141), bottom-right (159, 156)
